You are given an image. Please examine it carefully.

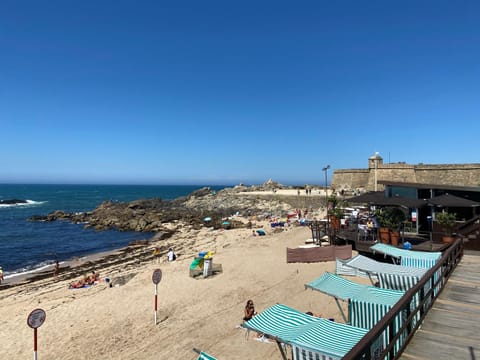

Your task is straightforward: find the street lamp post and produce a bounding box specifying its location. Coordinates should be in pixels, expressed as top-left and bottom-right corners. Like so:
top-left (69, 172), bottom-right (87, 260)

top-left (373, 151), bottom-right (380, 192)
top-left (322, 165), bottom-right (331, 240)
top-left (322, 165), bottom-right (330, 198)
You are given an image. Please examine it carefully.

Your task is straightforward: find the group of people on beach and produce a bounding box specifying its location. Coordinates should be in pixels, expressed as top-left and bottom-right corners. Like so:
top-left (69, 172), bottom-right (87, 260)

top-left (68, 271), bottom-right (100, 289)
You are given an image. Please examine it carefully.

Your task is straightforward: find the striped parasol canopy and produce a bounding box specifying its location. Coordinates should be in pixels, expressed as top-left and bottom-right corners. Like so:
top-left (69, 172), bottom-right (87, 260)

top-left (337, 255), bottom-right (427, 291)
top-left (242, 303), bottom-right (368, 359)
top-left (306, 272), bottom-right (406, 354)
top-left (371, 243), bottom-right (441, 269)
top-left (305, 272), bottom-right (404, 307)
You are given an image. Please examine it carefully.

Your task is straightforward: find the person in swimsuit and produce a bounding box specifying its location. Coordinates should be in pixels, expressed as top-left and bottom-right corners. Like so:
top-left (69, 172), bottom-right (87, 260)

top-left (243, 299), bottom-right (256, 322)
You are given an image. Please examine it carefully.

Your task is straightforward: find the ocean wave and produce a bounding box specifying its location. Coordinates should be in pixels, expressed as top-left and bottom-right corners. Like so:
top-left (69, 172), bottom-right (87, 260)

top-left (0, 199), bottom-right (47, 208)
top-left (3, 260), bottom-right (63, 280)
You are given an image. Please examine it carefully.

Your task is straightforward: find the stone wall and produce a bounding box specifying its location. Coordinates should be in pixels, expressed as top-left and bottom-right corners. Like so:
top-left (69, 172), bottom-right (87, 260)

top-left (332, 162), bottom-right (480, 191)
top-left (332, 169), bottom-right (370, 191)
top-left (414, 164), bottom-right (480, 186)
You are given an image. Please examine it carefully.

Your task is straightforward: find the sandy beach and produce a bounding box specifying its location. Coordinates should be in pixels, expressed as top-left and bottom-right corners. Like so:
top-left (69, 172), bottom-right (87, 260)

top-left (0, 202), bottom-right (354, 360)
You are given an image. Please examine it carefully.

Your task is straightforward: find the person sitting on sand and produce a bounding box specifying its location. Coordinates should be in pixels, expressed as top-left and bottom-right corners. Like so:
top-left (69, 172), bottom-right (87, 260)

top-left (243, 299), bottom-right (257, 322)
top-left (84, 271), bottom-right (99, 285)
top-left (87, 271), bottom-right (99, 284)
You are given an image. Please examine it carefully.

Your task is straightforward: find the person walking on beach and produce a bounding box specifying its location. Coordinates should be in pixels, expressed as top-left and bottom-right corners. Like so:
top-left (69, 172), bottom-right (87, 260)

top-left (167, 248), bottom-right (176, 262)
top-left (53, 260), bottom-right (60, 277)
top-left (0, 266), bottom-right (4, 284)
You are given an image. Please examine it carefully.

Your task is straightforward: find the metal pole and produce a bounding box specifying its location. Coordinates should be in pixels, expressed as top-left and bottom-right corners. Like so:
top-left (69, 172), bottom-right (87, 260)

top-left (374, 159), bottom-right (378, 192)
top-left (154, 284), bottom-right (158, 325)
top-left (33, 328), bottom-right (38, 360)
top-left (323, 165), bottom-right (330, 240)
top-left (325, 170), bottom-right (328, 198)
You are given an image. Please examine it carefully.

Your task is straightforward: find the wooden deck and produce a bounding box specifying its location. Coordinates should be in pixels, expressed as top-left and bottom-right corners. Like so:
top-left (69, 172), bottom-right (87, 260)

top-left (400, 252), bottom-right (480, 360)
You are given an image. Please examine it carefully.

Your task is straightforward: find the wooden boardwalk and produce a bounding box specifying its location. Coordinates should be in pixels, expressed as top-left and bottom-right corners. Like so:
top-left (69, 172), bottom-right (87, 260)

top-left (400, 252), bottom-right (480, 360)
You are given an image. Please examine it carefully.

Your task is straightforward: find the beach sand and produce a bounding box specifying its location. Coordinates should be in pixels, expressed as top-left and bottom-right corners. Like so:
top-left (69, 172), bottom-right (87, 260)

top-left (0, 212), bottom-right (354, 359)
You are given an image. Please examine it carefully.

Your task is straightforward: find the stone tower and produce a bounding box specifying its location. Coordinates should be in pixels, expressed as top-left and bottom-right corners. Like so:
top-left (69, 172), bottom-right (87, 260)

top-left (368, 152), bottom-right (383, 169)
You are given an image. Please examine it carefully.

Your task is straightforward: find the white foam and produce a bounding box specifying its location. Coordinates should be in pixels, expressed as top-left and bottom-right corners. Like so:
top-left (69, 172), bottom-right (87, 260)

top-left (0, 199), bottom-right (46, 208)
top-left (4, 260), bottom-right (65, 280)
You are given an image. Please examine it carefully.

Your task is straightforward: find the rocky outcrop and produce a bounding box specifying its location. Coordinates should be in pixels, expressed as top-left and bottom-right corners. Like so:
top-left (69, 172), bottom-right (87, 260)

top-left (28, 184), bottom-right (297, 234)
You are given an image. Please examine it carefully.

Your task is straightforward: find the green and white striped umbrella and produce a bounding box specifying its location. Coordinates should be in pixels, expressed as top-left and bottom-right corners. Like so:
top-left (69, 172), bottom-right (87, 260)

top-left (306, 272), bottom-right (406, 357)
top-left (242, 304), bottom-right (368, 359)
top-left (305, 272), bottom-right (404, 306)
top-left (197, 352), bottom-right (216, 360)
top-left (371, 243), bottom-right (441, 269)
top-left (338, 254), bottom-right (427, 291)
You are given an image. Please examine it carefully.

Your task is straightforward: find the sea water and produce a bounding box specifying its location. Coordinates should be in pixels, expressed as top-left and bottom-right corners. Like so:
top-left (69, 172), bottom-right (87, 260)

top-left (0, 184), bottom-right (226, 277)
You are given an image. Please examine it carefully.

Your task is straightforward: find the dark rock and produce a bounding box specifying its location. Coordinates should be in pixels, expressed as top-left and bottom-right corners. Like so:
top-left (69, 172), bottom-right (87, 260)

top-left (28, 215), bottom-right (50, 222)
top-left (30, 183), bottom-right (300, 235)
top-left (1, 199), bottom-right (28, 204)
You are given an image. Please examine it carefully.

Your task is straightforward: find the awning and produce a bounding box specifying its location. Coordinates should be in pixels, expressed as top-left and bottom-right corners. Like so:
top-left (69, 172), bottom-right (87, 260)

top-left (242, 303), bottom-right (368, 359)
top-left (336, 255), bottom-right (428, 291)
top-left (370, 243), bottom-right (441, 268)
top-left (427, 193), bottom-right (480, 208)
top-left (335, 258), bottom-right (373, 279)
top-left (305, 272), bottom-right (403, 306)
top-left (338, 255), bottom-right (427, 278)
top-left (305, 272), bottom-right (405, 353)
top-left (348, 192), bottom-right (426, 208)
top-left (192, 348), bottom-right (217, 360)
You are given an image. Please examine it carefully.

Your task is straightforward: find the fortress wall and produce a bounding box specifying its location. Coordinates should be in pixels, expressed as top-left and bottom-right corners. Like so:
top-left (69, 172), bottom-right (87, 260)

top-left (414, 164), bottom-right (480, 187)
top-left (332, 163), bottom-right (480, 191)
top-left (332, 169), bottom-right (370, 190)
top-left (375, 164), bottom-right (417, 186)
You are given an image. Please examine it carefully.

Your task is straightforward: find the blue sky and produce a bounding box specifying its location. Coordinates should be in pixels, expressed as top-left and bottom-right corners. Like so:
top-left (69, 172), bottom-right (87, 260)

top-left (1, 1), bottom-right (479, 185)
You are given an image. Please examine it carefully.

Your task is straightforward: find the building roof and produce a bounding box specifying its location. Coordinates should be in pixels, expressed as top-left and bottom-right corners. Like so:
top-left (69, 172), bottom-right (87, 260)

top-left (348, 191), bottom-right (426, 208)
top-left (378, 180), bottom-right (480, 192)
top-left (349, 185), bottom-right (480, 210)
top-left (427, 193), bottom-right (480, 207)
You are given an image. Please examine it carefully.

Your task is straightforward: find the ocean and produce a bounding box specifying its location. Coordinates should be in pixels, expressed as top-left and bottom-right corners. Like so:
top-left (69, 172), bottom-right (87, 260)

top-left (0, 184), bottom-right (226, 278)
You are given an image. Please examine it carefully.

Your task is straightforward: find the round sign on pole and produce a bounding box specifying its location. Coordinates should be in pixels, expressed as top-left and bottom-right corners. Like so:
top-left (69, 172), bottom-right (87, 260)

top-left (152, 269), bottom-right (162, 285)
top-left (27, 308), bottom-right (46, 329)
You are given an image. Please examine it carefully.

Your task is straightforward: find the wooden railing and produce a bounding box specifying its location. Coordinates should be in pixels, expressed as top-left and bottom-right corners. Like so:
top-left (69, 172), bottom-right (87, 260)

top-left (343, 238), bottom-right (464, 360)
